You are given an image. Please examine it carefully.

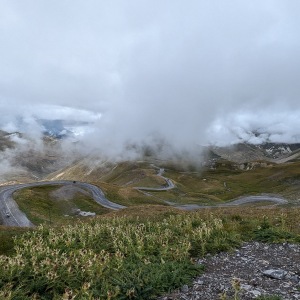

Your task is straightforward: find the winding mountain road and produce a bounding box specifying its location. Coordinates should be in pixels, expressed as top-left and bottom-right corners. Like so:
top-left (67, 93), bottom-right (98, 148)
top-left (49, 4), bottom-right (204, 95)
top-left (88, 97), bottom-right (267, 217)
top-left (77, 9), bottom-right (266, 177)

top-left (171, 194), bottom-right (288, 211)
top-left (0, 169), bottom-right (289, 227)
top-left (134, 168), bottom-right (175, 191)
top-left (134, 168), bottom-right (288, 210)
top-left (0, 181), bottom-right (125, 227)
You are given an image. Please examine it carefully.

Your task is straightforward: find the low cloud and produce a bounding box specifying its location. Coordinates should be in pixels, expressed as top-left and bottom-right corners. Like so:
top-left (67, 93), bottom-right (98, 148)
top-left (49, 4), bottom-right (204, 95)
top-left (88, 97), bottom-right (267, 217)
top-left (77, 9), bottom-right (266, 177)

top-left (1, 1), bottom-right (300, 159)
top-left (207, 106), bottom-right (300, 146)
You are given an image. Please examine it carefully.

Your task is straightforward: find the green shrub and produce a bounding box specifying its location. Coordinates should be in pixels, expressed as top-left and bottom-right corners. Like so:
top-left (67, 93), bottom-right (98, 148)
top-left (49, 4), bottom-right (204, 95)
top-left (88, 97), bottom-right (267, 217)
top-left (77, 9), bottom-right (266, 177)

top-left (253, 216), bottom-right (295, 242)
top-left (0, 214), bottom-right (234, 299)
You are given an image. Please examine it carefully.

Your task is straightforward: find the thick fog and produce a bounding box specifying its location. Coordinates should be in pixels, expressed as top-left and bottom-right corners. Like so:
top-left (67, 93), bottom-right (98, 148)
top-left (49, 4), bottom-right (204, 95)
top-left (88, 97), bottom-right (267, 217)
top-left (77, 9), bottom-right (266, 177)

top-left (1, 1), bottom-right (300, 158)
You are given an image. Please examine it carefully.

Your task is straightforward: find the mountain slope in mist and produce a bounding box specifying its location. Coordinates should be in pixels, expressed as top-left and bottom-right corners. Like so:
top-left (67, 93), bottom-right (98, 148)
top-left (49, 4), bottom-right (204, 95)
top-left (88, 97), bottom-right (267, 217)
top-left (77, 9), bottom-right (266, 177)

top-left (0, 131), bottom-right (78, 184)
top-left (0, 130), bottom-right (18, 151)
top-left (2, 126), bottom-right (300, 184)
top-left (3, 132), bottom-right (300, 209)
top-left (208, 143), bottom-right (300, 164)
top-left (47, 158), bottom-right (166, 188)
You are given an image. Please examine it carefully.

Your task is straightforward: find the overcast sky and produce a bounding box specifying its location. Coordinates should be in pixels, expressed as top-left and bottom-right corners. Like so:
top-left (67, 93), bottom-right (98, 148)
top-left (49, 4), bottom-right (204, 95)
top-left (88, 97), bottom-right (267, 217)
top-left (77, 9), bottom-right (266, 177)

top-left (1, 1), bottom-right (300, 156)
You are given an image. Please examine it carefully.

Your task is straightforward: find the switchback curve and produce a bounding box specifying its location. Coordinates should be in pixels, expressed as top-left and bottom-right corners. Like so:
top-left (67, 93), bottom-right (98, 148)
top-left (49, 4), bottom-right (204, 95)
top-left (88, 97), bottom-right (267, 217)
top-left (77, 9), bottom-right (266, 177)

top-left (0, 180), bottom-right (125, 227)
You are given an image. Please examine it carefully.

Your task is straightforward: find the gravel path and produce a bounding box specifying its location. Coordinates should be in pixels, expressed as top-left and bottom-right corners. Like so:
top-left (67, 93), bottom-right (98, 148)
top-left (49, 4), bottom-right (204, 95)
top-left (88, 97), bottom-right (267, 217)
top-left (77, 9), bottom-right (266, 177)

top-left (159, 242), bottom-right (300, 300)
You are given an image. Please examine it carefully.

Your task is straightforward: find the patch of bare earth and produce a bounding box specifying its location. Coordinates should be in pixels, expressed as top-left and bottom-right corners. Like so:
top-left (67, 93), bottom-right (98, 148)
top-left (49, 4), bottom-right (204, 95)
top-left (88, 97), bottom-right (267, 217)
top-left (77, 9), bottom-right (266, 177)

top-left (50, 185), bottom-right (90, 200)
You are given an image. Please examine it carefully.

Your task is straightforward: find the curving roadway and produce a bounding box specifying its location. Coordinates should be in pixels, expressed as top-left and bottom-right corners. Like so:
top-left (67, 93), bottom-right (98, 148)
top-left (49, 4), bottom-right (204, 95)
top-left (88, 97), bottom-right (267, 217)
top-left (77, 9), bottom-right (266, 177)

top-left (134, 168), bottom-right (288, 210)
top-left (0, 180), bottom-right (126, 227)
top-left (134, 168), bottom-right (175, 191)
top-left (0, 170), bottom-right (289, 227)
top-left (171, 194), bottom-right (288, 210)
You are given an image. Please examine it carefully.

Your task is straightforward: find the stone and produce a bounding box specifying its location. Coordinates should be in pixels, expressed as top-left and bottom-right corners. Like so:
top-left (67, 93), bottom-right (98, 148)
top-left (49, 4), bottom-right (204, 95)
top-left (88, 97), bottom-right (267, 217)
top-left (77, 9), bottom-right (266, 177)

top-left (181, 285), bottom-right (189, 293)
top-left (250, 290), bottom-right (261, 297)
top-left (263, 269), bottom-right (288, 280)
top-left (241, 284), bottom-right (252, 291)
top-left (290, 275), bottom-right (300, 283)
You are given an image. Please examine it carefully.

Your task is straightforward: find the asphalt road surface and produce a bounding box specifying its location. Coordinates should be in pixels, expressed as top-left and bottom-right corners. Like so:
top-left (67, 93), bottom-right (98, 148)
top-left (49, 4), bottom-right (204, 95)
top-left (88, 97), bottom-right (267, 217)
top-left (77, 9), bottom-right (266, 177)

top-left (135, 168), bottom-right (288, 210)
top-left (135, 168), bottom-right (175, 191)
top-left (0, 172), bottom-right (289, 227)
top-left (173, 194), bottom-right (288, 210)
top-left (0, 180), bottom-right (126, 227)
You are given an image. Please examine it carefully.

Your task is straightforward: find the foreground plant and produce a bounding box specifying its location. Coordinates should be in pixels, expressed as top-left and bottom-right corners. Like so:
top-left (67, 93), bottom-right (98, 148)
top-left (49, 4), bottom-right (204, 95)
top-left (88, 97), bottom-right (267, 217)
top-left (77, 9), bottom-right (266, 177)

top-left (0, 214), bottom-right (235, 299)
top-left (218, 277), bottom-right (241, 300)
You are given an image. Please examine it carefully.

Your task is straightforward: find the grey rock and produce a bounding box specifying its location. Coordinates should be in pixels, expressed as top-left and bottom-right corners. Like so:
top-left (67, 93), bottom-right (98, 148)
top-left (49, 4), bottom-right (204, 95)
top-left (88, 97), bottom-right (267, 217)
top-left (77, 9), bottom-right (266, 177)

top-left (181, 285), bottom-right (189, 293)
top-left (290, 275), bottom-right (300, 283)
top-left (250, 290), bottom-right (261, 297)
top-left (263, 269), bottom-right (288, 279)
top-left (196, 259), bottom-right (204, 265)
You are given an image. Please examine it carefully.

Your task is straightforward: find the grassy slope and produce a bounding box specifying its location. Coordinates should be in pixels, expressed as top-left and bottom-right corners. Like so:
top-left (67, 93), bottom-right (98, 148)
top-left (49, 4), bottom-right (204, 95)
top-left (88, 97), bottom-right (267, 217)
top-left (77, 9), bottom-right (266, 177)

top-left (47, 161), bottom-right (169, 206)
top-left (0, 226), bottom-right (29, 256)
top-left (45, 158), bottom-right (300, 207)
top-left (7, 158), bottom-right (300, 228)
top-left (0, 205), bottom-right (299, 299)
top-left (97, 181), bottom-right (168, 206)
top-left (149, 160), bottom-right (300, 204)
top-left (1, 204), bottom-right (299, 256)
top-left (48, 160), bottom-right (164, 187)
top-left (14, 185), bottom-right (110, 225)
top-left (1, 157), bottom-right (300, 298)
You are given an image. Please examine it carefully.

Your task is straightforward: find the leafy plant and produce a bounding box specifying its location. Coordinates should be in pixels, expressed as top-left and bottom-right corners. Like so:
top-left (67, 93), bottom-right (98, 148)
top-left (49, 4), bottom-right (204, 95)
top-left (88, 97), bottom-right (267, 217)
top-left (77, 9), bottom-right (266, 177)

top-left (0, 206), bottom-right (299, 299)
top-left (253, 216), bottom-right (294, 242)
top-left (0, 214), bottom-right (233, 299)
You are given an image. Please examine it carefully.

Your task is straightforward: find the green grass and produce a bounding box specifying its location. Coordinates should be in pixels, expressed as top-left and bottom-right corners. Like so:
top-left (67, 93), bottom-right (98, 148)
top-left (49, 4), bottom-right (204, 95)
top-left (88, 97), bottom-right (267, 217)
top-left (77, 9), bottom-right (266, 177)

top-left (99, 162), bottom-right (168, 190)
top-left (0, 206), bottom-right (299, 299)
top-left (0, 227), bottom-right (29, 256)
top-left (146, 160), bottom-right (300, 205)
top-left (14, 185), bottom-right (110, 225)
top-left (2, 160), bottom-right (300, 298)
top-left (47, 159), bottom-right (300, 207)
top-left (0, 213), bottom-right (214, 299)
top-left (99, 182), bottom-right (168, 206)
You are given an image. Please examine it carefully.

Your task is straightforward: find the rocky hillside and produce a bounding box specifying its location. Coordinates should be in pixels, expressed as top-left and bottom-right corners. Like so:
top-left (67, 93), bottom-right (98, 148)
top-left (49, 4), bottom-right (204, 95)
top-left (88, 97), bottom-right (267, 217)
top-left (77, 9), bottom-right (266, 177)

top-left (0, 131), bottom-right (76, 183)
top-left (208, 143), bottom-right (300, 164)
top-left (2, 128), bottom-right (300, 190)
top-left (0, 130), bottom-right (18, 151)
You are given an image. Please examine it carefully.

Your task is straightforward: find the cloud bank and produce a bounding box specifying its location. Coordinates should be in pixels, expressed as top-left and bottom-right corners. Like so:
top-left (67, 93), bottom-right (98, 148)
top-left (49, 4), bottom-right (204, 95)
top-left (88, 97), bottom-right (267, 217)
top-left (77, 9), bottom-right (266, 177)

top-left (1, 0), bottom-right (300, 158)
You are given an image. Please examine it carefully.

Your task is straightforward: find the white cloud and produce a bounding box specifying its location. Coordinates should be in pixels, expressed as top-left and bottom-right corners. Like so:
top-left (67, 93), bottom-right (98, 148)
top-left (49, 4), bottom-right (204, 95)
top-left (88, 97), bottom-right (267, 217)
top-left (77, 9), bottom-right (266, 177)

top-left (1, 1), bottom-right (300, 158)
top-left (207, 108), bottom-right (300, 146)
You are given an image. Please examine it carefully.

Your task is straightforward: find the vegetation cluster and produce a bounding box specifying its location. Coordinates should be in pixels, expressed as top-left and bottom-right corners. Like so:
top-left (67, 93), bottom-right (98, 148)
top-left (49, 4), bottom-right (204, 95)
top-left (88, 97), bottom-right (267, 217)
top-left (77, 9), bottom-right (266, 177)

top-left (0, 206), bottom-right (299, 299)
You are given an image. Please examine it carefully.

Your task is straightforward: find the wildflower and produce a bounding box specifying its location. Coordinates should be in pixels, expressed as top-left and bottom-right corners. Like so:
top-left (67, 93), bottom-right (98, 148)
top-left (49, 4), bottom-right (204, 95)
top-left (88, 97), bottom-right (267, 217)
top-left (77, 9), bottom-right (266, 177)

top-left (231, 277), bottom-right (241, 300)
top-left (62, 288), bottom-right (76, 300)
top-left (82, 282), bottom-right (91, 291)
top-left (126, 288), bottom-right (136, 299)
